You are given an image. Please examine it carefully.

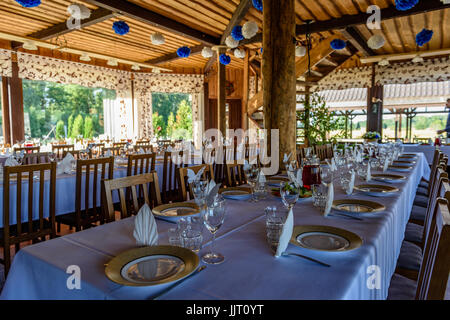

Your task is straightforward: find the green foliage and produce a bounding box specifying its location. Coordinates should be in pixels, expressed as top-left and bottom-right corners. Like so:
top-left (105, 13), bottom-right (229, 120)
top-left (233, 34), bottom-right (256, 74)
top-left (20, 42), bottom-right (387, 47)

top-left (297, 93), bottom-right (345, 145)
top-left (152, 112), bottom-right (165, 138)
top-left (84, 116), bottom-right (94, 139)
top-left (55, 120), bottom-right (65, 139)
top-left (152, 92), bottom-right (191, 124)
top-left (71, 114), bottom-right (84, 138)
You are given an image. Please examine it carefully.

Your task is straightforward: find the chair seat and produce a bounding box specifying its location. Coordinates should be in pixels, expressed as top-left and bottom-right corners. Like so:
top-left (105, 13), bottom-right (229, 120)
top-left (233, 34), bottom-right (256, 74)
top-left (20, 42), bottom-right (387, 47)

top-left (410, 205), bottom-right (427, 222)
top-left (387, 273), bottom-right (417, 300)
top-left (404, 222), bottom-right (423, 244)
top-left (397, 241), bottom-right (422, 272)
top-left (419, 181), bottom-right (429, 189)
top-left (413, 194), bottom-right (428, 208)
top-left (416, 186), bottom-right (428, 197)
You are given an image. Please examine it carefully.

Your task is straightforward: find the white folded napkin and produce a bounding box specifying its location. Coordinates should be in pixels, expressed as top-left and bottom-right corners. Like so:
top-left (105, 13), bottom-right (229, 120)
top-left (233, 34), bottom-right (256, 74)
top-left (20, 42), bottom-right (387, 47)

top-left (133, 204), bottom-right (158, 247)
top-left (349, 170), bottom-right (355, 194)
top-left (139, 148), bottom-right (145, 154)
top-left (366, 162), bottom-right (371, 182)
top-left (57, 153), bottom-right (75, 174)
top-left (356, 150), bottom-right (362, 163)
top-left (283, 153), bottom-right (292, 165)
top-left (258, 170), bottom-right (266, 184)
top-left (275, 208), bottom-right (294, 258)
top-left (383, 158), bottom-right (389, 172)
top-left (323, 182), bottom-right (334, 216)
top-left (206, 179), bottom-right (217, 195)
top-left (206, 182), bottom-right (221, 207)
top-left (4, 156), bottom-right (19, 167)
top-left (105, 150), bottom-right (113, 157)
top-left (287, 169), bottom-right (303, 188)
top-left (187, 167), bottom-right (205, 183)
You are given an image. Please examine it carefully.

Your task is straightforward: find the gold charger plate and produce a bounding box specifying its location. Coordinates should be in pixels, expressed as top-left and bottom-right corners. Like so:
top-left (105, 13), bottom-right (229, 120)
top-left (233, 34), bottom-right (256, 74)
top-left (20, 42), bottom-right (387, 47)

top-left (152, 202), bottom-right (200, 222)
top-left (105, 245), bottom-right (199, 287)
top-left (354, 184), bottom-right (399, 197)
top-left (371, 173), bottom-right (406, 183)
top-left (393, 160), bottom-right (416, 164)
top-left (219, 187), bottom-right (252, 200)
top-left (389, 165), bottom-right (413, 172)
top-left (332, 199), bottom-right (385, 213)
top-left (290, 225), bottom-right (363, 252)
top-left (267, 176), bottom-right (289, 186)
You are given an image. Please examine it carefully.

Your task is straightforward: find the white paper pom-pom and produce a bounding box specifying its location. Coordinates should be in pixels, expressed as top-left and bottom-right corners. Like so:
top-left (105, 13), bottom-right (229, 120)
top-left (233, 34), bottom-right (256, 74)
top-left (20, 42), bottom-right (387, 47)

top-left (67, 4), bottom-right (91, 20)
top-left (234, 48), bottom-right (246, 59)
top-left (201, 47), bottom-right (213, 58)
top-left (225, 35), bottom-right (239, 49)
top-left (151, 33), bottom-right (165, 45)
top-left (242, 21), bottom-right (259, 39)
top-left (378, 59), bottom-right (389, 66)
top-left (295, 46), bottom-right (306, 57)
top-left (367, 34), bottom-right (385, 50)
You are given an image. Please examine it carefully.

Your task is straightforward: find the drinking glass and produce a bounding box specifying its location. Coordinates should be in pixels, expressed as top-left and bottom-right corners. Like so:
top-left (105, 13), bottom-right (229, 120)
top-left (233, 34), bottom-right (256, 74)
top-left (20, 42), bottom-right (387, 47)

top-left (202, 201), bottom-right (226, 264)
top-left (181, 228), bottom-right (203, 253)
top-left (280, 182), bottom-right (299, 211)
top-left (192, 180), bottom-right (208, 212)
top-left (168, 227), bottom-right (183, 247)
top-left (80, 150), bottom-right (89, 160)
top-left (312, 184), bottom-right (326, 207)
top-left (320, 166), bottom-right (333, 185)
top-left (265, 206), bottom-right (288, 253)
top-left (244, 165), bottom-right (259, 202)
top-left (340, 176), bottom-right (353, 196)
top-left (254, 181), bottom-right (267, 200)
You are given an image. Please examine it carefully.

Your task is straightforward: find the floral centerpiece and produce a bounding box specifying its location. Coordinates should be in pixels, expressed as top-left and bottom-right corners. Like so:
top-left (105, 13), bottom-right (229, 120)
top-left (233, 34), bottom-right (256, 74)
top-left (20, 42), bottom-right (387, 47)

top-left (362, 132), bottom-right (381, 142)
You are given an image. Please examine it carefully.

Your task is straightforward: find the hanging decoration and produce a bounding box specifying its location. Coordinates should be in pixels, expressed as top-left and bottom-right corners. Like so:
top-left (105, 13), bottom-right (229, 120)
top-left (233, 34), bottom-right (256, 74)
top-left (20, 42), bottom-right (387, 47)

top-left (219, 54), bottom-right (231, 65)
top-left (295, 46), bottom-right (306, 57)
top-left (330, 39), bottom-right (347, 50)
top-left (107, 58), bottom-right (118, 66)
top-left (151, 33), bottom-right (165, 45)
top-left (416, 28), bottom-right (433, 47)
top-left (177, 46), bottom-right (191, 58)
top-left (112, 21), bottom-right (130, 35)
top-left (395, 0), bottom-right (419, 11)
top-left (79, 53), bottom-right (91, 62)
top-left (67, 3), bottom-right (91, 20)
top-left (225, 35), bottom-right (239, 49)
top-left (231, 26), bottom-right (244, 41)
top-left (305, 20), bottom-right (313, 76)
top-left (242, 21), bottom-right (259, 39)
top-left (378, 59), bottom-right (390, 66)
top-left (234, 48), bottom-right (246, 59)
top-left (23, 40), bottom-right (38, 51)
top-left (201, 47), bottom-right (214, 58)
top-left (131, 64), bottom-right (141, 71)
top-left (15, 0), bottom-right (41, 7)
top-left (252, 0), bottom-right (263, 12)
top-left (412, 55), bottom-right (424, 63)
top-left (367, 34), bottom-right (386, 50)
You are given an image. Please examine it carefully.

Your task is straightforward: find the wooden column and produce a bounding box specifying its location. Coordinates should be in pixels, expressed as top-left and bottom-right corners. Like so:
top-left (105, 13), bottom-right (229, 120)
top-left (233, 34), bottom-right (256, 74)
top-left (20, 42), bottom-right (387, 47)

top-left (367, 65), bottom-right (383, 137)
top-left (242, 49), bottom-right (249, 130)
top-left (304, 86), bottom-right (311, 146)
top-left (217, 48), bottom-right (227, 137)
top-left (9, 57), bottom-right (25, 144)
top-left (262, 0), bottom-right (296, 162)
top-left (1, 78), bottom-right (11, 145)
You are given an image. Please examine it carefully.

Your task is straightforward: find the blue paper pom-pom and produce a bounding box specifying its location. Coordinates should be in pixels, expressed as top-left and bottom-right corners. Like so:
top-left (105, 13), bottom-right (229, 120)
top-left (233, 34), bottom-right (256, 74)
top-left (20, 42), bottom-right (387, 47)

top-left (15, 0), bottom-right (41, 7)
top-left (231, 26), bottom-right (244, 41)
top-left (252, 0), bottom-right (263, 12)
top-left (177, 46), bottom-right (191, 58)
top-left (219, 54), bottom-right (231, 65)
top-left (330, 39), bottom-right (347, 50)
top-left (112, 21), bottom-right (130, 35)
top-left (416, 29), bottom-right (433, 47)
top-left (395, 0), bottom-right (419, 11)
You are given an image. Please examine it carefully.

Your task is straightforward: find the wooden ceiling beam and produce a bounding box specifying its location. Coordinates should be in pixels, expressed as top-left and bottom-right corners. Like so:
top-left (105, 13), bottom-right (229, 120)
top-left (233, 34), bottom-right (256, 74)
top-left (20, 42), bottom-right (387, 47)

top-left (146, 45), bottom-right (204, 65)
top-left (81, 0), bottom-right (220, 46)
top-left (339, 27), bottom-right (375, 57)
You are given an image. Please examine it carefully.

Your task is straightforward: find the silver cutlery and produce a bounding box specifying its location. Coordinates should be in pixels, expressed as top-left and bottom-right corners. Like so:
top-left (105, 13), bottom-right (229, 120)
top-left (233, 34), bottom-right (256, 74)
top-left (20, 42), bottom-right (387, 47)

top-left (282, 252), bottom-right (331, 267)
top-left (151, 265), bottom-right (206, 300)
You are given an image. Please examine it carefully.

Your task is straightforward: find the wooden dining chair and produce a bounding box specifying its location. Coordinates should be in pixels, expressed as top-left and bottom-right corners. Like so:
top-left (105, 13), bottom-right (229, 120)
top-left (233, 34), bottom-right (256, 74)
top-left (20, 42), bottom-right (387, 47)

top-left (55, 157), bottom-right (114, 232)
top-left (103, 172), bottom-right (162, 222)
top-left (102, 146), bottom-right (122, 157)
top-left (62, 149), bottom-right (92, 160)
top-left (22, 152), bottom-right (51, 165)
top-left (133, 144), bottom-right (154, 153)
top-left (225, 162), bottom-right (245, 187)
top-left (314, 145), bottom-right (328, 161)
top-left (127, 153), bottom-right (156, 177)
top-left (162, 150), bottom-right (186, 203)
top-left (388, 197), bottom-right (450, 300)
top-left (88, 143), bottom-right (105, 158)
top-left (113, 142), bottom-right (127, 149)
top-left (13, 146), bottom-right (40, 154)
top-left (178, 164), bottom-right (215, 201)
top-left (52, 144), bottom-right (74, 160)
top-left (0, 162), bottom-right (57, 277)
top-left (135, 139), bottom-right (150, 146)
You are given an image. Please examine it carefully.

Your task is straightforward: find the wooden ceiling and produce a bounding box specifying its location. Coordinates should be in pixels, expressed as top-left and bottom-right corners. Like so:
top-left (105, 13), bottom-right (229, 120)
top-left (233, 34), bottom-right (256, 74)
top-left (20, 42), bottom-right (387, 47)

top-left (0, 0), bottom-right (448, 74)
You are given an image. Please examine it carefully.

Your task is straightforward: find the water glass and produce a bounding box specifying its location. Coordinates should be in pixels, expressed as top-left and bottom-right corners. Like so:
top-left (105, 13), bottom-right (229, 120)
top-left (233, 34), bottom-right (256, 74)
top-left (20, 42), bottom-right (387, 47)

top-left (168, 227), bottom-right (183, 247)
top-left (202, 200), bottom-right (226, 264)
top-left (265, 206), bottom-right (287, 253)
top-left (340, 177), bottom-right (353, 196)
top-left (280, 182), bottom-right (299, 210)
top-left (48, 152), bottom-right (56, 162)
top-left (181, 229), bottom-right (203, 253)
top-left (312, 184), bottom-right (326, 207)
top-left (254, 181), bottom-right (267, 200)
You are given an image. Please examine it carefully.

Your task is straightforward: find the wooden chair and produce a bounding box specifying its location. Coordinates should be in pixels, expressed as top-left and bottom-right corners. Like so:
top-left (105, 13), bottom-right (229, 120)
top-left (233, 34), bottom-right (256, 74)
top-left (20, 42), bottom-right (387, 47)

top-left (162, 150), bottom-right (186, 203)
top-left (225, 162), bottom-right (245, 187)
top-left (102, 146), bottom-right (122, 157)
top-left (13, 146), bottom-right (40, 154)
top-left (113, 142), bottom-right (127, 149)
top-left (178, 164), bottom-right (215, 202)
top-left (56, 157), bottom-right (114, 232)
top-left (388, 197), bottom-right (450, 300)
top-left (314, 145), bottom-right (328, 161)
top-left (133, 144), bottom-right (154, 153)
top-left (103, 172), bottom-right (162, 222)
top-left (325, 144), bottom-right (334, 159)
top-left (1, 162), bottom-right (56, 277)
top-left (135, 139), bottom-right (150, 146)
top-left (127, 153), bottom-right (156, 177)
top-left (52, 144), bottom-right (74, 160)
top-left (62, 150), bottom-right (92, 160)
top-left (22, 152), bottom-right (51, 165)
top-left (88, 143), bottom-right (105, 158)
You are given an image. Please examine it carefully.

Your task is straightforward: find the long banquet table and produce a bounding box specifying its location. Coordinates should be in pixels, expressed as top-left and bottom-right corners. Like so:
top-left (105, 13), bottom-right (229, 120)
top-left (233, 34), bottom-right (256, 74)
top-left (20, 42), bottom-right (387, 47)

top-left (0, 153), bottom-right (430, 300)
top-left (402, 144), bottom-right (450, 165)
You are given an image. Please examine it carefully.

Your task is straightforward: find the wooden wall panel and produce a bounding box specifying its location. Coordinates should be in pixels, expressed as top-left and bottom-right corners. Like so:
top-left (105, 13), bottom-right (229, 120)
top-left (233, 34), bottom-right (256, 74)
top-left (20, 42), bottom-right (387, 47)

top-left (207, 68), bottom-right (244, 100)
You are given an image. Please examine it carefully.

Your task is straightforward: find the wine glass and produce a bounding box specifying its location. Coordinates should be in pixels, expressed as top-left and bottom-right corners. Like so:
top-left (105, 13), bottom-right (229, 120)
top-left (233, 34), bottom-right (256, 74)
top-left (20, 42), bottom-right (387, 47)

top-left (192, 180), bottom-right (208, 212)
top-left (202, 200), bottom-right (226, 264)
top-left (243, 164), bottom-right (259, 202)
top-left (320, 166), bottom-right (333, 185)
top-left (280, 182), bottom-right (299, 211)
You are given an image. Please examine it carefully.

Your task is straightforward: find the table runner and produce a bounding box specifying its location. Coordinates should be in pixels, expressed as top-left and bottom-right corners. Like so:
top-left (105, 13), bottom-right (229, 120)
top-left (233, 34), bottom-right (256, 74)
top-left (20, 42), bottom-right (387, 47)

top-left (0, 153), bottom-right (430, 300)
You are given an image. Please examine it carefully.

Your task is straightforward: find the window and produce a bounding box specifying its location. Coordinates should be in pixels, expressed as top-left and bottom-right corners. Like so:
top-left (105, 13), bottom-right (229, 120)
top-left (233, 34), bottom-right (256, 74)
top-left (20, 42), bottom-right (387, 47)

top-left (22, 79), bottom-right (115, 140)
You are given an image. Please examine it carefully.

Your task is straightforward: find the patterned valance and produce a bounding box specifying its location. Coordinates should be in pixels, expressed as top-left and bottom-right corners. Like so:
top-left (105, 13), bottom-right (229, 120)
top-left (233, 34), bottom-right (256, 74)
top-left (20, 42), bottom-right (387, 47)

top-left (316, 66), bottom-right (373, 91)
top-left (0, 49), bottom-right (12, 77)
top-left (133, 73), bottom-right (204, 94)
top-left (375, 57), bottom-right (450, 86)
top-left (17, 52), bottom-right (131, 96)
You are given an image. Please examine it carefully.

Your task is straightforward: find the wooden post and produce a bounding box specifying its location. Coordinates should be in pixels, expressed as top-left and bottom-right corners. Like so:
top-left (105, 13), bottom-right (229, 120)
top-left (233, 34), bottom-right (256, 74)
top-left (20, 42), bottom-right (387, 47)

top-left (217, 48), bottom-right (227, 137)
top-left (1, 78), bottom-right (11, 145)
top-left (304, 86), bottom-right (311, 146)
top-left (242, 49), bottom-right (249, 130)
top-left (262, 0), bottom-right (296, 163)
top-left (367, 65), bottom-right (383, 137)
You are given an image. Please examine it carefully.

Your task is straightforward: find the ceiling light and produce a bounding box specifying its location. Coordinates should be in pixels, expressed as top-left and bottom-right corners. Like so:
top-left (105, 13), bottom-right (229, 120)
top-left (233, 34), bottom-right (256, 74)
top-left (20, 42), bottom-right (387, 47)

top-left (107, 58), bottom-right (118, 66)
top-left (23, 40), bottom-right (38, 51)
top-left (131, 64), bottom-right (141, 71)
top-left (412, 54), bottom-right (424, 63)
top-left (378, 59), bottom-right (390, 66)
top-left (79, 53), bottom-right (91, 62)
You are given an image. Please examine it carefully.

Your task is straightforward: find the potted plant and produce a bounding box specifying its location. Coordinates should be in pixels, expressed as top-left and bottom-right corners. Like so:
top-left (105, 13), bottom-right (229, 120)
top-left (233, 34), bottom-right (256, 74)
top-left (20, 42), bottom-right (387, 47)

top-left (362, 132), bottom-right (381, 143)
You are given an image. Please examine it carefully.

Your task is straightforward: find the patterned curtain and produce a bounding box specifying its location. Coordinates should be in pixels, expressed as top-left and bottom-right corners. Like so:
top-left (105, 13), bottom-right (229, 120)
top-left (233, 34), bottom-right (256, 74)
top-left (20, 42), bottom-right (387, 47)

top-left (0, 49), bottom-right (12, 77)
top-left (316, 66), bottom-right (373, 91)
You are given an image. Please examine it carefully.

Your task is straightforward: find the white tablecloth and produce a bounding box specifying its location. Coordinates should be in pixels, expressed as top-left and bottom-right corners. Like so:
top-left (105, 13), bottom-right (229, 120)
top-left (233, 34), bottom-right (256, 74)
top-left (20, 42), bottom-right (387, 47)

top-left (403, 144), bottom-right (450, 165)
top-left (0, 153), bottom-right (430, 300)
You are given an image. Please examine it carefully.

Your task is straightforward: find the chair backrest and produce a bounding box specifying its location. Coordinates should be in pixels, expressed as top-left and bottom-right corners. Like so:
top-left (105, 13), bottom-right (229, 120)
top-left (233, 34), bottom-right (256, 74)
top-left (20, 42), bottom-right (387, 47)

top-left (428, 149), bottom-right (443, 189)
top-left (127, 153), bottom-right (156, 176)
top-left (102, 146), bottom-right (122, 156)
top-left (314, 145), bottom-right (328, 161)
top-left (2, 162), bottom-right (56, 276)
top-left (162, 150), bottom-right (186, 203)
top-left (89, 143), bottom-right (105, 158)
top-left (415, 197), bottom-right (450, 299)
top-left (103, 172), bottom-right (161, 221)
top-left (135, 139), bottom-right (150, 146)
top-left (133, 144), bottom-right (154, 153)
top-left (225, 163), bottom-right (245, 187)
top-left (62, 149), bottom-right (92, 160)
top-left (22, 152), bottom-right (50, 165)
top-left (178, 164), bottom-right (215, 201)
top-left (52, 144), bottom-right (74, 160)
top-left (14, 146), bottom-right (40, 154)
top-left (74, 157), bottom-right (114, 231)
top-left (113, 142), bottom-right (127, 149)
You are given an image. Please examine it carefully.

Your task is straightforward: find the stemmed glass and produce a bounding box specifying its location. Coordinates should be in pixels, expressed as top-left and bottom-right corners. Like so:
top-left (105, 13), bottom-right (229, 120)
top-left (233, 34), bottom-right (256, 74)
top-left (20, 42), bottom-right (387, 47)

top-left (243, 164), bottom-right (259, 202)
top-left (279, 182), bottom-right (300, 211)
top-left (192, 180), bottom-right (208, 214)
top-left (202, 198), bottom-right (226, 264)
